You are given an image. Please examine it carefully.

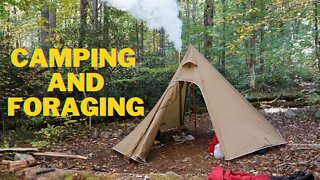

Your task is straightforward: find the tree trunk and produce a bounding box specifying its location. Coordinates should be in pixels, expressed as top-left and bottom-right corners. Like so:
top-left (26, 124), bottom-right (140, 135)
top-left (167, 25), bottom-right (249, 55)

top-left (192, 0), bottom-right (198, 45)
top-left (49, 7), bottom-right (56, 30)
top-left (221, 0), bottom-right (226, 74)
top-left (178, 0), bottom-right (181, 18)
top-left (314, 0), bottom-right (320, 72)
top-left (99, 0), bottom-right (103, 27)
top-left (248, 0), bottom-right (257, 90)
top-left (92, 0), bottom-right (98, 31)
top-left (79, 0), bottom-right (88, 48)
top-left (12, 7), bottom-right (19, 48)
top-left (204, 0), bottom-right (214, 59)
top-left (259, 26), bottom-right (264, 73)
top-left (177, 0), bottom-right (181, 61)
top-left (153, 30), bottom-right (156, 53)
top-left (186, 0), bottom-right (190, 43)
top-left (140, 22), bottom-right (144, 59)
top-left (103, 2), bottom-right (109, 48)
top-left (159, 28), bottom-right (165, 56)
top-left (49, 5), bottom-right (56, 46)
top-left (135, 21), bottom-right (140, 58)
top-left (40, 4), bottom-right (49, 47)
top-left (248, 60), bottom-right (256, 90)
top-left (258, 0), bottom-right (265, 73)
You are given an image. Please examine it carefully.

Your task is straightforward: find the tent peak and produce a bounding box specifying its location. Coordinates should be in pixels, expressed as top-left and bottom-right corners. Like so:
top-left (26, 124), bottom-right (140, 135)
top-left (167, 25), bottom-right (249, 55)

top-left (181, 45), bottom-right (199, 67)
top-left (187, 44), bottom-right (196, 48)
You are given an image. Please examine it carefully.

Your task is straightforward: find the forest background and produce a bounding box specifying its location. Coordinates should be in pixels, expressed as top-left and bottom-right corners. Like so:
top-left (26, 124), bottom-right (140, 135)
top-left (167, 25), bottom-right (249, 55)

top-left (0, 0), bottom-right (319, 148)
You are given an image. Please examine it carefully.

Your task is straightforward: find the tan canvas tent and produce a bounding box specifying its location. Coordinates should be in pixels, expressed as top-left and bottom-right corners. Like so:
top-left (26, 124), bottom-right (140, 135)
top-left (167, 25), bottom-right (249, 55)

top-left (113, 45), bottom-right (286, 163)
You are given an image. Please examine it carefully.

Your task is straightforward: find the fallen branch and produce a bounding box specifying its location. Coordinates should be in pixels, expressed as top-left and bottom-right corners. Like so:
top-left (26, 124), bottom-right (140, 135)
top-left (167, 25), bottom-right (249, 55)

top-left (288, 144), bottom-right (320, 148)
top-left (0, 148), bottom-right (39, 152)
top-left (246, 93), bottom-right (299, 102)
top-left (32, 152), bottom-right (88, 159)
top-left (174, 141), bottom-right (186, 146)
top-left (296, 147), bottom-right (319, 150)
top-left (251, 100), bottom-right (310, 108)
top-left (260, 94), bottom-right (282, 104)
top-left (0, 154), bottom-right (14, 160)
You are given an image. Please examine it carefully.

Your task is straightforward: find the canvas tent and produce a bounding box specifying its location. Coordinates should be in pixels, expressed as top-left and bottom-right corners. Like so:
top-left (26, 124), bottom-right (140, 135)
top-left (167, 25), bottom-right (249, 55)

top-left (113, 45), bottom-right (286, 163)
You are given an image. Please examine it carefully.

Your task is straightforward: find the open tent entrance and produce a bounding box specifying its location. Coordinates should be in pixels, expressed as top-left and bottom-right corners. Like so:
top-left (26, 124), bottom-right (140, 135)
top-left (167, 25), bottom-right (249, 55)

top-left (173, 81), bottom-right (211, 140)
top-left (113, 45), bottom-right (286, 163)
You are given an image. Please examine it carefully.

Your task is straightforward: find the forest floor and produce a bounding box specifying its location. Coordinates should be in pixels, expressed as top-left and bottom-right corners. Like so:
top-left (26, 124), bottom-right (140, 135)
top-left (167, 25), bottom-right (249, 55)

top-left (3, 106), bottom-right (319, 179)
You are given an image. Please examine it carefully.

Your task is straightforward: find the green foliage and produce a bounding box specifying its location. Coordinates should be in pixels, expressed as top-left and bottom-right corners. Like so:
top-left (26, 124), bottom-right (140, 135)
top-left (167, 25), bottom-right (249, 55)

top-left (0, 138), bottom-right (10, 148)
top-left (0, 0), bottom-right (319, 129)
top-left (35, 124), bottom-right (67, 141)
top-left (30, 140), bottom-right (49, 148)
top-left (305, 93), bottom-right (320, 105)
top-left (31, 116), bottom-right (77, 148)
top-left (315, 111), bottom-right (320, 119)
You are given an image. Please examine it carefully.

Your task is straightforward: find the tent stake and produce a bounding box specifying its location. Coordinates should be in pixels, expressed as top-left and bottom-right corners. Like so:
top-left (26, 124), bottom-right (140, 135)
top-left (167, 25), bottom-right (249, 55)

top-left (192, 83), bottom-right (198, 139)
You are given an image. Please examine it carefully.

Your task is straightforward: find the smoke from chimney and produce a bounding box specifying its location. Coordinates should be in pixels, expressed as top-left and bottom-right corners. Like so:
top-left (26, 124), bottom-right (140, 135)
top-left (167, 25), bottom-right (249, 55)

top-left (104, 0), bottom-right (182, 52)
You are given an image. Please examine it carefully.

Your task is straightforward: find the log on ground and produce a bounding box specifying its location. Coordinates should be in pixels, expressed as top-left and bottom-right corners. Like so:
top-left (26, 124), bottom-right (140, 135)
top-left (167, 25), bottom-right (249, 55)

top-left (32, 152), bottom-right (88, 159)
top-left (0, 148), bottom-right (39, 153)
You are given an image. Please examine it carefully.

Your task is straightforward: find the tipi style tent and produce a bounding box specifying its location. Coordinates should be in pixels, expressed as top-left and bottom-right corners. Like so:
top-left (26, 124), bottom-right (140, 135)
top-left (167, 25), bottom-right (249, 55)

top-left (113, 45), bottom-right (286, 163)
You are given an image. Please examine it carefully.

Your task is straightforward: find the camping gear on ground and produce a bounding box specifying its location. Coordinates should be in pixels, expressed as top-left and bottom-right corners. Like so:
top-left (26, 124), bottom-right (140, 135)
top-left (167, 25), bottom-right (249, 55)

top-left (254, 147), bottom-right (270, 155)
top-left (113, 45), bottom-right (286, 163)
top-left (208, 166), bottom-right (270, 180)
top-left (173, 134), bottom-right (195, 142)
top-left (35, 168), bottom-right (56, 175)
top-left (155, 130), bottom-right (161, 141)
top-left (208, 134), bottom-right (219, 153)
top-left (269, 171), bottom-right (314, 180)
top-left (14, 153), bottom-right (36, 161)
top-left (214, 143), bottom-right (224, 159)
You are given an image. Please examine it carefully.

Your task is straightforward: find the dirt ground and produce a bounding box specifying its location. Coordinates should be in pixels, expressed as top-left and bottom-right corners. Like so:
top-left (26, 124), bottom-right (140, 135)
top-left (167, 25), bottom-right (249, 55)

top-left (3, 106), bottom-right (320, 179)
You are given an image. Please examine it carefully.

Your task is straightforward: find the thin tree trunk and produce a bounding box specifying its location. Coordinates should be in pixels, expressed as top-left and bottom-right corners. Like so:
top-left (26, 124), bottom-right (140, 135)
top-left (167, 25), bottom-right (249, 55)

top-left (186, 0), bottom-right (190, 43)
top-left (248, 57), bottom-right (256, 90)
top-left (314, 0), bottom-right (320, 72)
top-left (258, 0), bottom-right (265, 73)
top-left (92, 0), bottom-right (98, 31)
top-left (153, 30), bottom-right (156, 53)
top-left (49, 13), bottom-right (56, 30)
top-left (40, 4), bottom-right (49, 47)
top-left (79, 0), bottom-right (90, 128)
top-left (1, 100), bottom-right (5, 143)
top-left (49, 5), bottom-right (56, 46)
top-left (204, 0), bottom-right (214, 59)
top-left (140, 22), bottom-right (144, 59)
top-left (99, 0), bottom-right (102, 23)
top-left (79, 0), bottom-right (88, 48)
top-left (259, 26), bottom-right (264, 72)
top-left (220, 0), bottom-right (226, 74)
top-left (192, 0), bottom-right (198, 45)
top-left (13, 7), bottom-right (19, 48)
top-left (103, 2), bottom-right (109, 48)
top-left (159, 28), bottom-right (165, 56)
top-left (177, 0), bottom-right (181, 61)
top-left (135, 21), bottom-right (140, 58)
top-left (178, 0), bottom-right (181, 18)
top-left (248, 0), bottom-right (257, 90)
